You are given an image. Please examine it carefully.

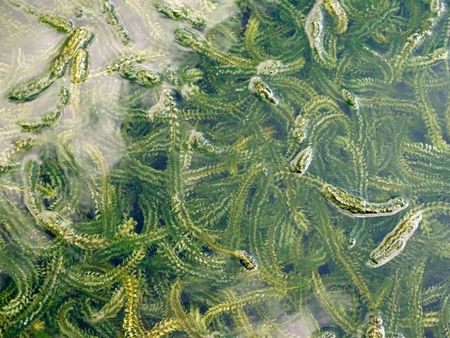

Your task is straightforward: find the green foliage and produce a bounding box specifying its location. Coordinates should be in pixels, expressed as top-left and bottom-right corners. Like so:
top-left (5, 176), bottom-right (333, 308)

top-left (0, 0), bottom-right (449, 337)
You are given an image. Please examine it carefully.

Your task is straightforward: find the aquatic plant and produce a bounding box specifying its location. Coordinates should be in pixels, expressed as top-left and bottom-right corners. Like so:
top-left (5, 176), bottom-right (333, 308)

top-left (0, 0), bottom-right (449, 337)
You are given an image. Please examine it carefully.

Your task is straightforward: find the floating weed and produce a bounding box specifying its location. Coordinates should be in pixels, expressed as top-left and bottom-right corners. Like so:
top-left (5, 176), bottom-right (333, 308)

top-left (0, 0), bottom-right (449, 337)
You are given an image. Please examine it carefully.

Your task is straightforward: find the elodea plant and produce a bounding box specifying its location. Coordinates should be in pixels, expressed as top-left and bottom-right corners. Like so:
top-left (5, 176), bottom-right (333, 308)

top-left (0, 0), bottom-right (449, 337)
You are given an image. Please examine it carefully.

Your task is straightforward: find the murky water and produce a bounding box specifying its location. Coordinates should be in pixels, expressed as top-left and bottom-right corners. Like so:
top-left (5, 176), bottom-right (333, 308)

top-left (0, 1), bottom-right (449, 337)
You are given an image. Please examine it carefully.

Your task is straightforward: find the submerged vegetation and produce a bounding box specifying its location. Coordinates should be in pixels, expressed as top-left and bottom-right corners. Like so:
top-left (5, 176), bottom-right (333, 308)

top-left (0, 0), bottom-right (449, 337)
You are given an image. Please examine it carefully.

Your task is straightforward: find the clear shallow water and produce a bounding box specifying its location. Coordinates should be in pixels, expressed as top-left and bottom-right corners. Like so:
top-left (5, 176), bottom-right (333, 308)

top-left (0, 0), bottom-right (449, 337)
